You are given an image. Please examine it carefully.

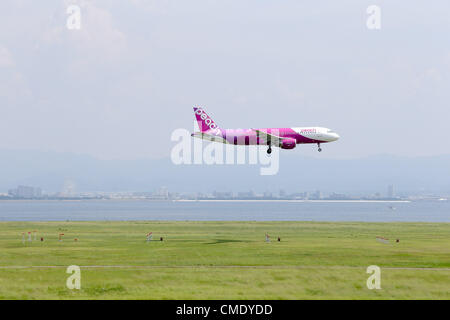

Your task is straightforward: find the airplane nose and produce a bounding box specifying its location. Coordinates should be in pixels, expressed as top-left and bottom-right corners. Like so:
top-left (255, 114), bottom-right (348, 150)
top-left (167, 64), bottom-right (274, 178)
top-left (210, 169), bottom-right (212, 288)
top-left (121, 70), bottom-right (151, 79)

top-left (328, 133), bottom-right (339, 141)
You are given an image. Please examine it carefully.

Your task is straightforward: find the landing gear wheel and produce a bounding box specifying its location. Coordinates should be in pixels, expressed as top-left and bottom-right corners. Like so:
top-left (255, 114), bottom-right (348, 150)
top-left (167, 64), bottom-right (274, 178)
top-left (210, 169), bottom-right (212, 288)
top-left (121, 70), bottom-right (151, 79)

top-left (317, 143), bottom-right (322, 152)
top-left (267, 147), bottom-right (272, 155)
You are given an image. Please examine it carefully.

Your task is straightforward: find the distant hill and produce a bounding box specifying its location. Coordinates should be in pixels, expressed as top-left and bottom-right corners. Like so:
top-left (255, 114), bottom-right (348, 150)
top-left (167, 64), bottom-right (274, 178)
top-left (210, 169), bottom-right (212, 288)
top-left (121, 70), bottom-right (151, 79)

top-left (0, 149), bottom-right (449, 195)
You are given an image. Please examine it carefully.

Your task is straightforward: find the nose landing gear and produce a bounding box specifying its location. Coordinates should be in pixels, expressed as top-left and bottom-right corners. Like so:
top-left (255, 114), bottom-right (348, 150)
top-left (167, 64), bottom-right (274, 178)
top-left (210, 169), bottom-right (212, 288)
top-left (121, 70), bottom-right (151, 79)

top-left (267, 147), bottom-right (272, 154)
top-left (317, 143), bottom-right (322, 152)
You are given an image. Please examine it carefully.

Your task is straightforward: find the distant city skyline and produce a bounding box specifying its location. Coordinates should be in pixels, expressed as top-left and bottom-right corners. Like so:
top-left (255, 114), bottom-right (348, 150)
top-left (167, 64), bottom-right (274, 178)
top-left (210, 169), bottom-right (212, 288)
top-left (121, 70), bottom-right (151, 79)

top-left (0, 149), bottom-right (450, 196)
top-left (4, 182), bottom-right (449, 202)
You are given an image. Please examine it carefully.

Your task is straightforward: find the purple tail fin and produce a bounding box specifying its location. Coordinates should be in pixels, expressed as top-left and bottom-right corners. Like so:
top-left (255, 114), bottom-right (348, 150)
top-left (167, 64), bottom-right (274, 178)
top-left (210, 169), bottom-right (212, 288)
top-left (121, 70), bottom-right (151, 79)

top-left (193, 107), bottom-right (220, 132)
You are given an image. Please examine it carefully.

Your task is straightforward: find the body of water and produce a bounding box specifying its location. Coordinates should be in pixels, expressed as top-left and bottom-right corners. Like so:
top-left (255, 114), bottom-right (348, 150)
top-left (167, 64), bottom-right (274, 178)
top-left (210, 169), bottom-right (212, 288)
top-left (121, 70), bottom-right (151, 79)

top-left (0, 200), bottom-right (449, 222)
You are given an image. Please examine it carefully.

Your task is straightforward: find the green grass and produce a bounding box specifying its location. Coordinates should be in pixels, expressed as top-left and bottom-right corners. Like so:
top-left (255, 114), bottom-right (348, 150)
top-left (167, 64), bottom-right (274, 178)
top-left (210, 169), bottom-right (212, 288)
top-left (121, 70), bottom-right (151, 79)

top-left (0, 221), bottom-right (449, 299)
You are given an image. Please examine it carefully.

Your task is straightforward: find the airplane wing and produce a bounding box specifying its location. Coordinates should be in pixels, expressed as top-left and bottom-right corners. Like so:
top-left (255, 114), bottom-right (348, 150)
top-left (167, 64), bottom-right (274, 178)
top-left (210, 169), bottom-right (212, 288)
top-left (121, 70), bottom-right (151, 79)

top-left (191, 131), bottom-right (230, 144)
top-left (252, 129), bottom-right (284, 147)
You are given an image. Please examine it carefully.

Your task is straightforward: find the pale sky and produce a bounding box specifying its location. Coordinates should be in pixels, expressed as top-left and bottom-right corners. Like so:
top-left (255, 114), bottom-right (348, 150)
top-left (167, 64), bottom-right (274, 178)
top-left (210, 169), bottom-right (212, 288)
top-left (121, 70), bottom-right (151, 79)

top-left (1, 1), bottom-right (449, 160)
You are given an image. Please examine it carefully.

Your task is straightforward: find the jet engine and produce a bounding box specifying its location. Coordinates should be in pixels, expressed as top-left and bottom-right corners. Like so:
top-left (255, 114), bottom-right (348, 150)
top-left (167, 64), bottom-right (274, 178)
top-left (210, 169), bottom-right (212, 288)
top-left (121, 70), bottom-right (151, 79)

top-left (280, 138), bottom-right (296, 149)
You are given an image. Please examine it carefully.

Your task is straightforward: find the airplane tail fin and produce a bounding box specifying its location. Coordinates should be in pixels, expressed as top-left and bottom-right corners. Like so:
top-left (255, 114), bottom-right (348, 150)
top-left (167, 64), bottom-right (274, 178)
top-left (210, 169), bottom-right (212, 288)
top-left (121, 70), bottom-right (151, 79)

top-left (193, 106), bottom-right (220, 132)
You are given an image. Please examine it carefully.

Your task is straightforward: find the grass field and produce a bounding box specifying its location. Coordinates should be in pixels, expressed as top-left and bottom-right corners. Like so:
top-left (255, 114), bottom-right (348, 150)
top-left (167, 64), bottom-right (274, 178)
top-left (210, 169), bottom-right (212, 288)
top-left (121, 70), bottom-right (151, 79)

top-left (0, 221), bottom-right (449, 299)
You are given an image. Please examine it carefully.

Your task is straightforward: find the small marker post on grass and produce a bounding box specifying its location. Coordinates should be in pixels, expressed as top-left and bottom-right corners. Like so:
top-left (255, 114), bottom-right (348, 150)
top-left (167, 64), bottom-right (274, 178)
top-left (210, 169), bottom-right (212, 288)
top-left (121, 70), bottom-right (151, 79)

top-left (59, 233), bottom-right (64, 242)
top-left (28, 232), bottom-right (32, 242)
top-left (376, 236), bottom-right (389, 244)
top-left (265, 233), bottom-right (270, 243)
top-left (146, 232), bottom-right (153, 242)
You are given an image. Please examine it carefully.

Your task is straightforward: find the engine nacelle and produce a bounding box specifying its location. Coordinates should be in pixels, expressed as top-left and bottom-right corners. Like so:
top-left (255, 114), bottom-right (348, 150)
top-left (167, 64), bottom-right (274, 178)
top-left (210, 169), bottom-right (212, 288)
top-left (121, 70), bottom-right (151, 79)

top-left (280, 138), bottom-right (296, 149)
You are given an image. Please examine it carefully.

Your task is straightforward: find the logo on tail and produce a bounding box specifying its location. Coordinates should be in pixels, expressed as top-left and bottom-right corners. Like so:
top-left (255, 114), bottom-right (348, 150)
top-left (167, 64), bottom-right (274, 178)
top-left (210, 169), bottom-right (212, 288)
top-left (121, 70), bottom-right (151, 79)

top-left (193, 107), bottom-right (220, 132)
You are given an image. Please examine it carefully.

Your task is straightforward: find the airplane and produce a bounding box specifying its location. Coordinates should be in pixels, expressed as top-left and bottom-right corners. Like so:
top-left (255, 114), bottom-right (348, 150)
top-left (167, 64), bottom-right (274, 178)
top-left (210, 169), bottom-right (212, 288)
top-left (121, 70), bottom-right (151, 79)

top-left (191, 106), bottom-right (339, 154)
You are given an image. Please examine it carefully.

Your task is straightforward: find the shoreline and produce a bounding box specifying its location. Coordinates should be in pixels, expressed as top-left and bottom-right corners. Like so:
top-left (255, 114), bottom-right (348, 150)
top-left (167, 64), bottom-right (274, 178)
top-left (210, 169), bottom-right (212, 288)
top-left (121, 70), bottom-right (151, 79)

top-left (174, 199), bottom-right (412, 203)
top-left (0, 199), bottom-right (416, 203)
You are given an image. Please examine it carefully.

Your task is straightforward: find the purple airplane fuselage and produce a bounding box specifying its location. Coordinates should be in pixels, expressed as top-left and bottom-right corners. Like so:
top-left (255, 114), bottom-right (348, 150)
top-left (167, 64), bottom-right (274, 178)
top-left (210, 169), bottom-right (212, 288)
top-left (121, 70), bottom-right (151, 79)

top-left (191, 107), bottom-right (339, 153)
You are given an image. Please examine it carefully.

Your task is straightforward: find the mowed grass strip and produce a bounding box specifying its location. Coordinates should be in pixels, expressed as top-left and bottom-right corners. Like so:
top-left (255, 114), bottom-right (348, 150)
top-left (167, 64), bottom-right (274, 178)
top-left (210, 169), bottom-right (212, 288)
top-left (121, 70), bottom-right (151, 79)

top-left (0, 267), bottom-right (449, 300)
top-left (0, 221), bottom-right (449, 299)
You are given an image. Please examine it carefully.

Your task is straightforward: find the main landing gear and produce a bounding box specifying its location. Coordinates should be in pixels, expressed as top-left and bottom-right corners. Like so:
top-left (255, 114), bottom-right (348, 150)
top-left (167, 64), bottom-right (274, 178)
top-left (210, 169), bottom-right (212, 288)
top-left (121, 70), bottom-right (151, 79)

top-left (267, 146), bottom-right (272, 155)
top-left (317, 143), bottom-right (322, 152)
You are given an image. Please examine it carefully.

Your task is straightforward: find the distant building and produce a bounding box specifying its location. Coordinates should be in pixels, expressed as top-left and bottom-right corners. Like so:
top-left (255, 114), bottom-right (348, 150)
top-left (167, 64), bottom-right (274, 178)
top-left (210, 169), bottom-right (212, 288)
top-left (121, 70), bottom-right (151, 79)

top-left (8, 185), bottom-right (42, 198)
top-left (141, 187), bottom-right (170, 200)
top-left (213, 191), bottom-right (233, 199)
top-left (62, 180), bottom-right (76, 197)
top-left (327, 192), bottom-right (350, 200)
top-left (387, 185), bottom-right (394, 198)
top-left (34, 187), bottom-right (42, 197)
top-left (310, 190), bottom-right (322, 200)
top-left (158, 186), bottom-right (169, 198)
top-left (291, 192), bottom-right (308, 200)
top-left (263, 191), bottom-right (273, 199)
top-left (237, 190), bottom-right (255, 198)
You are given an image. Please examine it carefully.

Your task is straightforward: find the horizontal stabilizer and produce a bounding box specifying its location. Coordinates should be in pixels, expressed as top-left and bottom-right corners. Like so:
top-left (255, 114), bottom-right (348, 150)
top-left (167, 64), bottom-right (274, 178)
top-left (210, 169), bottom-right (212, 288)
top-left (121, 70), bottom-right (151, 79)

top-left (191, 132), bottom-right (229, 144)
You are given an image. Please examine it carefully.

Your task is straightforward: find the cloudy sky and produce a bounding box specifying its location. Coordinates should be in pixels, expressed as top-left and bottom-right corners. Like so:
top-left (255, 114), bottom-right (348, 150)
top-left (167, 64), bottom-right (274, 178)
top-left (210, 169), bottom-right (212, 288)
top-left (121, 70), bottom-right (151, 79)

top-left (1, 1), bottom-right (449, 160)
